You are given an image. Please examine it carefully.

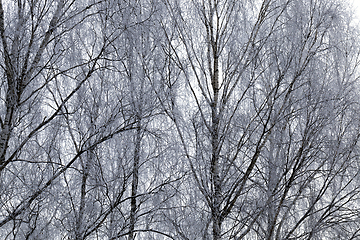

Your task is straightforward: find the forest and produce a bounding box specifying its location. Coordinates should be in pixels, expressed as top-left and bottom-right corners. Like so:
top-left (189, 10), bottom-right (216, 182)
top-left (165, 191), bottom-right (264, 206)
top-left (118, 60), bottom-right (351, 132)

top-left (0, 0), bottom-right (360, 239)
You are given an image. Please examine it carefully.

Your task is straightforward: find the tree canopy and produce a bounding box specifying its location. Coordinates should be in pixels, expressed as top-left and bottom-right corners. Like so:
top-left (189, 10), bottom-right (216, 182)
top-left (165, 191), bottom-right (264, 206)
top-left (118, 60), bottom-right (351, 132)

top-left (0, 0), bottom-right (360, 239)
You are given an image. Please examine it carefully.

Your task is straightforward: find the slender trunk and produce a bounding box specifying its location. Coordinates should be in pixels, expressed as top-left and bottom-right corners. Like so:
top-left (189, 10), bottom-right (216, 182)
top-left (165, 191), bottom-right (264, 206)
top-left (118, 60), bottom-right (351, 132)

top-left (75, 126), bottom-right (95, 240)
top-left (0, 1), bottom-right (16, 168)
top-left (129, 120), bottom-right (141, 240)
top-left (208, 1), bottom-right (221, 235)
top-left (0, 98), bottom-right (16, 166)
top-left (127, 18), bottom-right (144, 238)
top-left (266, 136), bottom-right (276, 240)
top-left (75, 157), bottom-right (90, 240)
top-left (211, 50), bottom-right (221, 240)
top-left (75, 99), bottom-right (96, 239)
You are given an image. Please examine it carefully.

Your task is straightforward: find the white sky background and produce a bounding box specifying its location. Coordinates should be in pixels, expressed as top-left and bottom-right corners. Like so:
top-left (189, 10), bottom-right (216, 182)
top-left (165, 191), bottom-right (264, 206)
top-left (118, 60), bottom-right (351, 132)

top-left (351, 0), bottom-right (360, 23)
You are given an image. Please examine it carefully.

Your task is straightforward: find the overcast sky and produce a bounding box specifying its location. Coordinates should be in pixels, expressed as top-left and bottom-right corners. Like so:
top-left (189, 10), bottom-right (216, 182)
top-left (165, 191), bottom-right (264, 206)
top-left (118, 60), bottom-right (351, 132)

top-left (351, 0), bottom-right (360, 21)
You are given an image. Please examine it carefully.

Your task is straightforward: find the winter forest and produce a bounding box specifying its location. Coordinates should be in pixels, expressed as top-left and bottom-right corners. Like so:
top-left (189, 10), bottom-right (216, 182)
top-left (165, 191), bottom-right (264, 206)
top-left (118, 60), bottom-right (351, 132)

top-left (2, 0), bottom-right (360, 239)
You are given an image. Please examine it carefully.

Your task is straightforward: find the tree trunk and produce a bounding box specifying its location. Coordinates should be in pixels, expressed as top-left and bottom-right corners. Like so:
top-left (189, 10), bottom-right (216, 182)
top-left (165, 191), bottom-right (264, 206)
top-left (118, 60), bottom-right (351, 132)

top-left (211, 49), bottom-right (221, 240)
top-left (129, 120), bottom-right (141, 240)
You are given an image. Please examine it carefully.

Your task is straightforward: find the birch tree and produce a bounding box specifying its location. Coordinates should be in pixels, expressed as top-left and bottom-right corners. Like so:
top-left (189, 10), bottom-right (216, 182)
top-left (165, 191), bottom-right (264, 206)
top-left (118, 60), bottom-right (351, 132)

top-left (0, 0), bottom-right (360, 239)
top-left (161, 0), bottom-right (360, 239)
top-left (249, 2), bottom-right (360, 239)
top-left (0, 0), bottom-right (135, 238)
top-left (55, 1), bottom-right (183, 239)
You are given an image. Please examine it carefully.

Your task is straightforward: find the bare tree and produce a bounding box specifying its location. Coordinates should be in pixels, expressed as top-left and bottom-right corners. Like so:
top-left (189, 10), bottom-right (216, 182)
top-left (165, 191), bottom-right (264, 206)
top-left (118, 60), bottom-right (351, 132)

top-left (0, 0), bottom-right (136, 238)
top-left (51, 1), bottom-right (183, 239)
top-left (160, 0), bottom-right (360, 239)
top-left (0, 0), bottom-right (359, 239)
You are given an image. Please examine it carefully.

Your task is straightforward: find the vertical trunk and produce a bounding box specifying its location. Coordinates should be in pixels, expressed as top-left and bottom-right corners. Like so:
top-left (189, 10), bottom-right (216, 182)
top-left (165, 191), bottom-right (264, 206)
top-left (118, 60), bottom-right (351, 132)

top-left (0, 97), bottom-right (16, 167)
top-left (211, 48), bottom-right (221, 240)
top-left (266, 136), bottom-right (276, 240)
top-left (75, 157), bottom-right (90, 240)
top-left (0, 0), bottom-right (17, 168)
top-left (127, 12), bottom-right (144, 237)
top-left (75, 122), bottom-right (95, 240)
top-left (0, 73), bottom-right (23, 170)
top-left (74, 86), bottom-right (96, 239)
top-left (129, 119), bottom-right (141, 240)
top-left (207, 1), bottom-right (221, 238)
